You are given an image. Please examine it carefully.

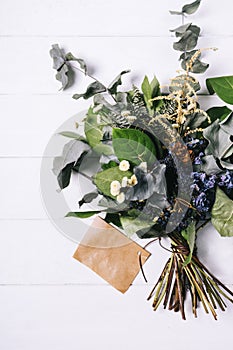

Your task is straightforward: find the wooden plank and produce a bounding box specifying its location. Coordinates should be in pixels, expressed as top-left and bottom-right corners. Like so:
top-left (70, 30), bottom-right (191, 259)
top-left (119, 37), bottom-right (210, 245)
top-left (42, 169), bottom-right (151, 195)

top-left (0, 285), bottom-right (233, 350)
top-left (0, 219), bottom-right (232, 285)
top-left (0, 36), bottom-right (232, 95)
top-left (0, 94), bottom-right (229, 156)
top-left (1, 0), bottom-right (233, 36)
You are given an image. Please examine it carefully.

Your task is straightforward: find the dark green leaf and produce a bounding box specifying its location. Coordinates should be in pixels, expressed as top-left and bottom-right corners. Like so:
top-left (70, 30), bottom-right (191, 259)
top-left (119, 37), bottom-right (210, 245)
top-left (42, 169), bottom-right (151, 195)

top-left (65, 211), bottom-right (101, 218)
top-left (108, 70), bottom-right (130, 95)
top-left (101, 161), bottom-right (118, 170)
top-left (112, 128), bottom-right (156, 166)
top-left (73, 81), bottom-right (106, 100)
top-left (57, 162), bottom-right (74, 189)
top-left (65, 52), bottom-right (87, 74)
top-left (181, 222), bottom-right (196, 265)
top-left (78, 192), bottom-right (99, 207)
top-left (105, 213), bottom-right (122, 227)
top-left (182, 0), bottom-right (201, 14)
top-left (211, 187), bottom-right (233, 237)
top-left (206, 76), bottom-right (233, 104)
top-left (206, 106), bottom-right (232, 123)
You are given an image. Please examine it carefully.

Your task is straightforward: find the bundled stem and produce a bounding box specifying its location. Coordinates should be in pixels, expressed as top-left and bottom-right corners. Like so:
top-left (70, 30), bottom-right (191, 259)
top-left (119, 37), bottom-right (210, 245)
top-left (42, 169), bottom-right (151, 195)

top-left (148, 236), bottom-right (233, 320)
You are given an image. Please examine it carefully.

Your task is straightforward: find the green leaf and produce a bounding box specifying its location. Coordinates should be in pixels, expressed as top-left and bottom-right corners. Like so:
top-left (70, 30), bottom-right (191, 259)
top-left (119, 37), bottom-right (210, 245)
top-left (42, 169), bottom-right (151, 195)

top-left (73, 81), bottom-right (106, 100)
top-left (141, 75), bottom-right (160, 114)
top-left (206, 106), bottom-right (232, 123)
top-left (206, 76), bottom-right (233, 104)
top-left (84, 108), bottom-right (103, 147)
top-left (58, 131), bottom-right (86, 140)
top-left (108, 70), bottom-right (130, 95)
top-left (181, 222), bottom-right (196, 266)
top-left (65, 52), bottom-right (87, 74)
top-left (211, 187), bottom-right (233, 237)
top-left (65, 211), bottom-right (101, 219)
top-left (182, 0), bottom-right (201, 14)
top-left (93, 166), bottom-right (132, 198)
top-left (112, 128), bottom-right (156, 166)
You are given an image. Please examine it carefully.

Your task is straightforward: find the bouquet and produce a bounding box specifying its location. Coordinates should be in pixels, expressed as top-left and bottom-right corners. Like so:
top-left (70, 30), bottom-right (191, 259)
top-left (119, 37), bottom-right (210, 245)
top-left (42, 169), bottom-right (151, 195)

top-left (48, 0), bottom-right (233, 320)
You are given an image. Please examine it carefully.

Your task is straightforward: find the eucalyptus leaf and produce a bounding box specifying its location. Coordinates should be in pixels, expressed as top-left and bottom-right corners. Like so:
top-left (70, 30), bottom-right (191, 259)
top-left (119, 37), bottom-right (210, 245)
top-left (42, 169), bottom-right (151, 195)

top-left (50, 44), bottom-right (65, 70)
top-left (184, 111), bottom-right (208, 129)
top-left (201, 116), bottom-right (233, 174)
top-left (170, 74), bottom-right (200, 93)
top-left (169, 10), bottom-right (183, 15)
top-left (78, 192), bottom-right (99, 207)
top-left (170, 23), bottom-right (192, 35)
top-left (55, 64), bottom-right (69, 90)
top-left (53, 140), bottom-right (90, 176)
top-left (181, 222), bottom-right (196, 265)
top-left (206, 76), bottom-right (233, 104)
top-left (73, 81), bottom-right (106, 100)
top-left (65, 52), bottom-right (87, 74)
top-left (125, 167), bottom-right (155, 201)
top-left (93, 166), bottom-right (132, 198)
top-left (182, 0), bottom-right (201, 14)
top-left (65, 211), bottom-right (101, 218)
top-left (211, 187), bottom-right (233, 237)
top-left (108, 70), bottom-right (130, 95)
top-left (173, 30), bottom-right (198, 51)
top-left (112, 128), bottom-right (156, 166)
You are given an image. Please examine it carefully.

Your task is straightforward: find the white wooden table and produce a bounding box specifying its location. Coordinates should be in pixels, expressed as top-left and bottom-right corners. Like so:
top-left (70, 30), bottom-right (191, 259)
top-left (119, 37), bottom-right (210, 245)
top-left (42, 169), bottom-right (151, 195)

top-left (1, 1), bottom-right (233, 349)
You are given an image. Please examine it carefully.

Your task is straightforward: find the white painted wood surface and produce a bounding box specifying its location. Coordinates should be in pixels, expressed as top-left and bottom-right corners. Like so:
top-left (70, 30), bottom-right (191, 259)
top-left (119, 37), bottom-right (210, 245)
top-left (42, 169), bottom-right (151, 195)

top-left (1, 0), bottom-right (233, 348)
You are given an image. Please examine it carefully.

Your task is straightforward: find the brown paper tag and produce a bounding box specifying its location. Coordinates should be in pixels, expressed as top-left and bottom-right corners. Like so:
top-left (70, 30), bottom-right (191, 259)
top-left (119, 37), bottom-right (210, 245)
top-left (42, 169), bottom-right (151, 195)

top-left (73, 216), bottom-right (151, 293)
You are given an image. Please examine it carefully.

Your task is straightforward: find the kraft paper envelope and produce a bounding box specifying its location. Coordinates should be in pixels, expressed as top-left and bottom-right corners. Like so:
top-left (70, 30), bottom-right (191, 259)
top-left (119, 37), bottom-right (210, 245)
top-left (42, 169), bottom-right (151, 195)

top-left (73, 216), bottom-right (151, 293)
